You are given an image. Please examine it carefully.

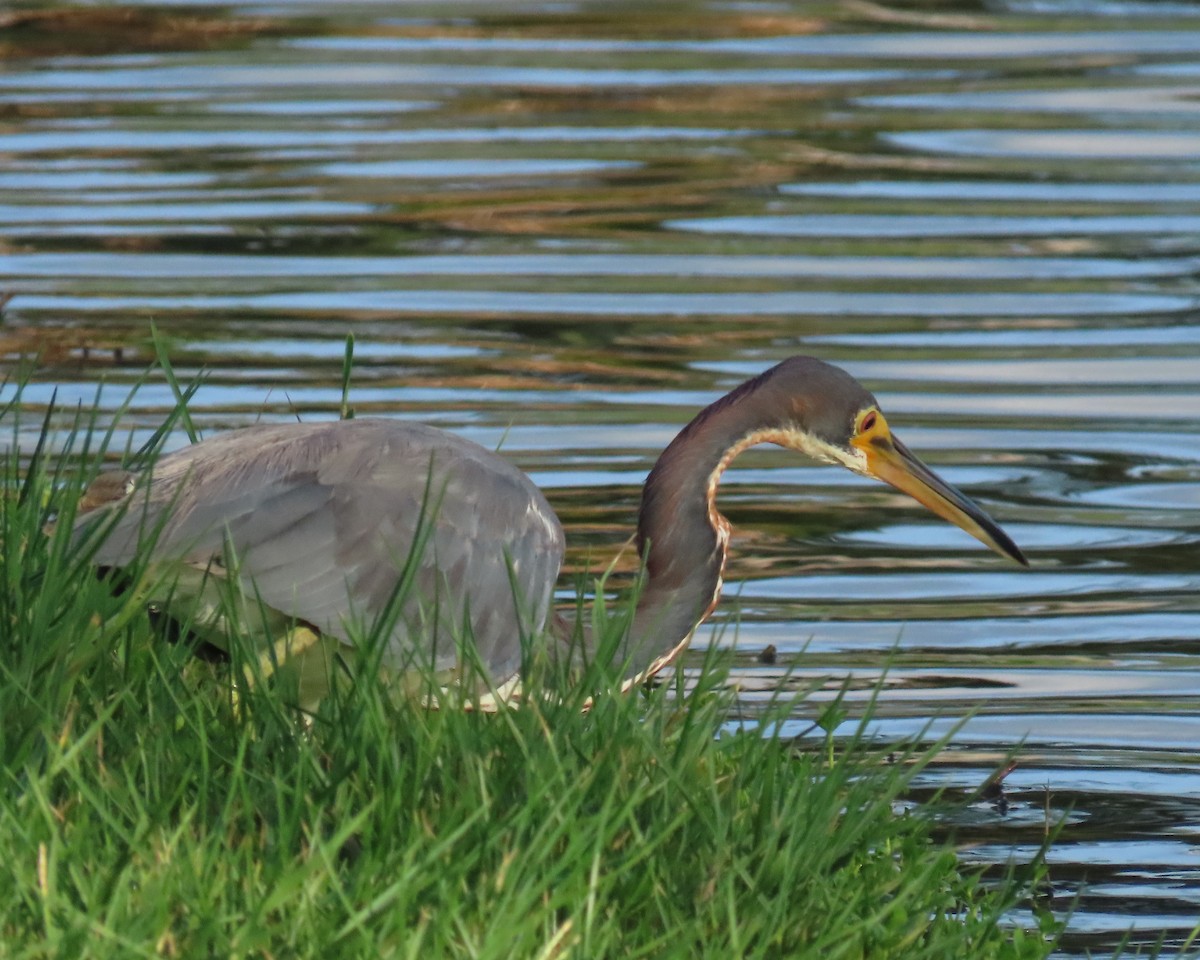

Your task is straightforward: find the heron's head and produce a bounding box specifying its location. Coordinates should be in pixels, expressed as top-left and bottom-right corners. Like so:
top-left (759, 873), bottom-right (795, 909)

top-left (765, 357), bottom-right (1027, 565)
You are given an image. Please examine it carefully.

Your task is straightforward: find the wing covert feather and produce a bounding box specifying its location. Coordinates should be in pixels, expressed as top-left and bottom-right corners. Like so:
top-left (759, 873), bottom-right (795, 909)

top-left (81, 420), bottom-right (565, 682)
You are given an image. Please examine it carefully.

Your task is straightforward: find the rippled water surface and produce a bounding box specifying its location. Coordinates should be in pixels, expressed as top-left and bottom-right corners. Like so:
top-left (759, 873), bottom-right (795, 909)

top-left (3, 1), bottom-right (1200, 953)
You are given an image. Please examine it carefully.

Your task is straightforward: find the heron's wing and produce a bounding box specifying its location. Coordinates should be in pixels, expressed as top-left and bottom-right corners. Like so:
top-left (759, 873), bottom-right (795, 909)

top-left (81, 420), bottom-right (565, 683)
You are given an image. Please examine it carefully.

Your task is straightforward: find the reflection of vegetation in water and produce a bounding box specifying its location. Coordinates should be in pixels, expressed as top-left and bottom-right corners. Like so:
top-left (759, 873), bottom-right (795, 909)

top-left (1, 376), bottom-right (1055, 958)
top-left (0, 7), bottom-right (297, 59)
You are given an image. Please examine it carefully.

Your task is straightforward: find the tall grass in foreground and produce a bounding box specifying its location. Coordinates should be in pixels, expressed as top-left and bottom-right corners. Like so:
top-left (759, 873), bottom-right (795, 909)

top-left (0, 383), bottom-right (1056, 959)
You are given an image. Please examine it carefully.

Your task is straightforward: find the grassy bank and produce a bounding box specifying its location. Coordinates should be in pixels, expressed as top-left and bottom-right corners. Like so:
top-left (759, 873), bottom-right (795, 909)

top-left (0, 388), bottom-right (1054, 959)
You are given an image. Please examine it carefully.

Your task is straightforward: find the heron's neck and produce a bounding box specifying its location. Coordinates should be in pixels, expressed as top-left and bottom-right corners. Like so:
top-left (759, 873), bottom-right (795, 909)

top-left (617, 383), bottom-right (788, 685)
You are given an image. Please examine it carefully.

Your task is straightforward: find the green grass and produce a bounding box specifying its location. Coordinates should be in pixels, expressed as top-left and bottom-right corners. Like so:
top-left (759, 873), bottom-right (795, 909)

top-left (0, 382), bottom-right (1056, 959)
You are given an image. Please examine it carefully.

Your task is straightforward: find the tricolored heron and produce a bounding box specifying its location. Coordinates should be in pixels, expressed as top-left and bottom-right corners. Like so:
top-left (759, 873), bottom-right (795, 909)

top-left (77, 356), bottom-right (1026, 707)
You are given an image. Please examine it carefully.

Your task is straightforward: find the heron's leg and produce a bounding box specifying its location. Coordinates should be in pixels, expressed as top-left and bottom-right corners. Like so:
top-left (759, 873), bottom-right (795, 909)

top-left (249, 623), bottom-right (321, 684)
top-left (245, 624), bottom-right (341, 715)
top-left (132, 565), bottom-right (339, 716)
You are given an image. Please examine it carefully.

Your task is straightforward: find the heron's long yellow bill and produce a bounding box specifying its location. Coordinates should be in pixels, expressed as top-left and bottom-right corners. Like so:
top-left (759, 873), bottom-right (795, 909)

top-left (859, 434), bottom-right (1027, 566)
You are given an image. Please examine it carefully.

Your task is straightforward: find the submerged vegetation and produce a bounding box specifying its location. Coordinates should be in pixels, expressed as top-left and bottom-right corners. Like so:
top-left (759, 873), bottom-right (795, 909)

top-left (0, 375), bottom-right (1056, 958)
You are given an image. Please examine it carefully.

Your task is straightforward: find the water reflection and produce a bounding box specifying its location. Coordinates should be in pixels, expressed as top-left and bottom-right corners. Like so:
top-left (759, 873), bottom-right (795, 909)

top-left (8, 252), bottom-right (1191, 280)
top-left (885, 129), bottom-right (1200, 159)
top-left (782, 180), bottom-right (1200, 202)
top-left (671, 213), bottom-right (1200, 237)
top-left (292, 29), bottom-right (1200, 58)
top-left (0, 124), bottom-right (753, 152)
top-left (0, 61), bottom-right (940, 91)
top-left (861, 86), bottom-right (1200, 115)
top-left (15, 289), bottom-right (1192, 316)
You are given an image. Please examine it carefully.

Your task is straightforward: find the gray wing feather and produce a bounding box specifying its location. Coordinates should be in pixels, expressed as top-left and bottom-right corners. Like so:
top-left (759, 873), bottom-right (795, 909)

top-left (81, 420), bottom-right (565, 684)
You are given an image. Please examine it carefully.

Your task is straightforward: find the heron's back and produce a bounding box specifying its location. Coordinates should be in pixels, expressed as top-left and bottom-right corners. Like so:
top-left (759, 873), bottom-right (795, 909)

top-left (81, 419), bottom-right (565, 686)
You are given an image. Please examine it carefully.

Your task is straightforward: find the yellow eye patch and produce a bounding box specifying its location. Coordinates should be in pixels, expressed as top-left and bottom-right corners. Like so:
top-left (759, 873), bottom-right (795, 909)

top-left (852, 407), bottom-right (890, 450)
top-left (856, 407), bottom-right (887, 435)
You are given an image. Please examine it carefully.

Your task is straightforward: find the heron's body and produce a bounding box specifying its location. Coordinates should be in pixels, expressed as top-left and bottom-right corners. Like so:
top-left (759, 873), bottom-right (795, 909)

top-left (87, 420), bottom-right (565, 688)
top-left (78, 357), bottom-right (1026, 705)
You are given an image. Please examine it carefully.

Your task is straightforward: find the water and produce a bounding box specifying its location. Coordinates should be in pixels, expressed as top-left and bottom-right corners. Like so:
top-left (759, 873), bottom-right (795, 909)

top-left (3, 2), bottom-right (1200, 953)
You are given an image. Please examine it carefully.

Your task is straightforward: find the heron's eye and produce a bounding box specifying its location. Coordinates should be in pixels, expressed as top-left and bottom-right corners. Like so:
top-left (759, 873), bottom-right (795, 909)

top-left (859, 411), bottom-right (878, 433)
